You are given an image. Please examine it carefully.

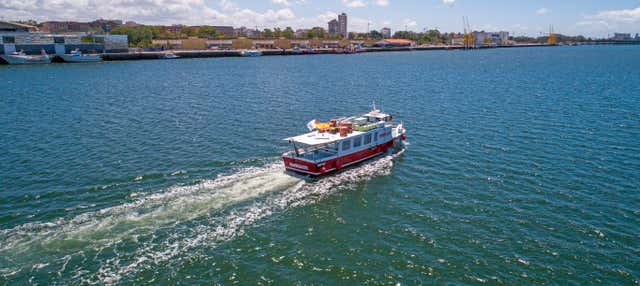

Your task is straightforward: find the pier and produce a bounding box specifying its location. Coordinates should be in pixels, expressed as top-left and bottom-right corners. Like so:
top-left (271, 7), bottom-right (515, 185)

top-left (99, 44), bottom-right (552, 62)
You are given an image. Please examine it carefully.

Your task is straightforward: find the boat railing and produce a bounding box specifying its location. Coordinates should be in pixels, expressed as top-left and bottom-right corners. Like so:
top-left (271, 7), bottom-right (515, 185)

top-left (285, 143), bottom-right (338, 161)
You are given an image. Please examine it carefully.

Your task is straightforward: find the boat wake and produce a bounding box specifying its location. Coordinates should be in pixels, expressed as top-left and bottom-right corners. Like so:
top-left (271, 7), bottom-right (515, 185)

top-left (0, 148), bottom-right (405, 284)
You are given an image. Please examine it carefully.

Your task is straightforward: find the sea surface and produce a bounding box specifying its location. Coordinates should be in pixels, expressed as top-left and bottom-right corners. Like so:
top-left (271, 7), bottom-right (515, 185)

top-left (1, 46), bottom-right (639, 285)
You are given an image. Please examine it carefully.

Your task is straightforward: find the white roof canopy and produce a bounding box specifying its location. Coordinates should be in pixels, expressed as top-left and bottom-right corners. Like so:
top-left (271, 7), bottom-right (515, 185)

top-left (285, 130), bottom-right (365, 146)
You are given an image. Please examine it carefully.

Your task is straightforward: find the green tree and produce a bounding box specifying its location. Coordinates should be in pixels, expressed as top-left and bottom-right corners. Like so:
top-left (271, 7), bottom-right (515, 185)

top-left (282, 27), bottom-right (295, 39)
top-left (369, 30), bottom-right (383, 39)
top-left (197, 26), bottom-right (218, 38)
top-left (110, 25), bottom-right (159, 47)
top-left (263, 28), bottom-right (273, 38)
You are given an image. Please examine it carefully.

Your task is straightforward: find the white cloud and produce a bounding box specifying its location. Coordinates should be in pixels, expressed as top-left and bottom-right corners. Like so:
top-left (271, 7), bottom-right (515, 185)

top-left (0, 0), bottom-right (310, 29)
top-left (575, 6), bottom-right (640, 36)
top-left (375, 0), bottom-right (389, 7)
top-left (219, 0), bottom-right (238, 11)
top-left (342, 0), bottom-right (367, 8)
top-left (272, 0), bottom-right (291, 6)
top-left (314, 11), bottom-right (338, 24)
top-left (401, 19), bottom-right (417, 30)
top-left (536, 8), bottom-right (549, 15)
top-left (1, 0), bottom-right (227, 25)
top-left (442, 0), bottom-right (455, 7)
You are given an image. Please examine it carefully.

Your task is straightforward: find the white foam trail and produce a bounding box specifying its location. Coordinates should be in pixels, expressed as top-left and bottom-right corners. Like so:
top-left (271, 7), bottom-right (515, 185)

top-left (1, 147), bottom-right (406, 284)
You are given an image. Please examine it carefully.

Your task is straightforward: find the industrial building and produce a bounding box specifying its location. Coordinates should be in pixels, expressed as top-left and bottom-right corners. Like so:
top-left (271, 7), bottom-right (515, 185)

top-left (473, 31), bottom-right (509, 46)
top-left (0, 21), bottom-right (128, 55)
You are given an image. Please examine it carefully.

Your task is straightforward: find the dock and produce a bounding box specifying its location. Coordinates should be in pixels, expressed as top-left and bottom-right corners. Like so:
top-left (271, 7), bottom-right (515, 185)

top-left (99, 44), bottom-right (553, 62)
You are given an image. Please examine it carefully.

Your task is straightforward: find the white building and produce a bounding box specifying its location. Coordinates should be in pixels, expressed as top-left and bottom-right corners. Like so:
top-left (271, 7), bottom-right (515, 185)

top-left (381, 27), bottom-right (391, 38)
top-left (474, 31), bottom-right (509, 46)
top-left (611, 33), bottom-right (631, 41)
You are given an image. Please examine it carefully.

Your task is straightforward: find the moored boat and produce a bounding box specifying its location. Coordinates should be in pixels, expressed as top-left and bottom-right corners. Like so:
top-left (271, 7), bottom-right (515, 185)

top-left (60, 49), bottom-right (102, 63)
top-left (160, 52), bottom-right (180, 59)
top-left (1, 50), bottom-right (51, 65)
top-left (283, 106), bottom-right (406, 176)
top-left (240, 50), bottom-right (263, 57)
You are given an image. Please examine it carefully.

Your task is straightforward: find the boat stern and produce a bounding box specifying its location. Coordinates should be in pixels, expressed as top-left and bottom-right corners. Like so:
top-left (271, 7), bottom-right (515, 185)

top-left (282, 155), bottom-right (325, 176)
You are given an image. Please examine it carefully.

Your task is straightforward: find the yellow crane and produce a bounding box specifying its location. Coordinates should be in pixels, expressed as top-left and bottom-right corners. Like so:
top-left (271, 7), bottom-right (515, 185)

top-left (547, 25), bottom-right (558, 45)
top-left (462, 16), bottom-right (475, 49)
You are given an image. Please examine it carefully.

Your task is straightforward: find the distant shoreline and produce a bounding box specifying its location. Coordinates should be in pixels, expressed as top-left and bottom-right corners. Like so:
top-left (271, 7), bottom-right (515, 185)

top-left (99, 42), bottom-right (638, 62)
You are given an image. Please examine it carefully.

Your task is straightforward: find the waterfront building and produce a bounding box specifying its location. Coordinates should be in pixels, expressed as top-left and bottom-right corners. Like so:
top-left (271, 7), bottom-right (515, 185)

top-left (90, 19), bottom-right (123, 32)
top-left (381, 27), bottom-right (391, 38)
top-left (328, 20), bottom-right (339, 36)
top-left (40, 21), bottom-right (91, 33)
top-left (611, 33), bottom-right (631, 41)
top-left (234, 27), bottom-right (257, 37)
top-left (473, 31), bottom-right (509, 46)
top-left (212, 26), bottom-right (235, 38)
top-left (338, 13), bottom-right (348, 38)
top-left (166, 25), bottom-right (185, 35)
top-left (0, 32), bottom-right (128, 55)
top-left (295, 29), bottom-right (309, 38)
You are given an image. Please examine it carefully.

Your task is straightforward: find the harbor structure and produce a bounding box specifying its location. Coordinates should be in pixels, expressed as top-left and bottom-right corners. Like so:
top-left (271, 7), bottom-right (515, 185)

top-left (374, 39), bottom-right (415, 47)
top-left (0, 31), bottom-right (128, 55)
top-left (151, 38), bottom-right (358, 50)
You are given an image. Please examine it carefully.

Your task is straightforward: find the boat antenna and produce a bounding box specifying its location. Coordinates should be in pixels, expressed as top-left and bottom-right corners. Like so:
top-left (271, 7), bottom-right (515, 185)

top-left (372, 100), bottom-right (377, 111)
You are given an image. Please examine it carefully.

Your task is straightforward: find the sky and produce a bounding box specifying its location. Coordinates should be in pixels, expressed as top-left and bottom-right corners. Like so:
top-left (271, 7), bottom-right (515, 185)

top-left (2, 0), bottom-right (640, 37)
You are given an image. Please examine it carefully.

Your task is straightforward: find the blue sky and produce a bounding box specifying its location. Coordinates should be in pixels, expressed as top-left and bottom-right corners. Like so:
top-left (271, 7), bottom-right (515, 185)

top-left (2, 0), bottom-right (640, 37)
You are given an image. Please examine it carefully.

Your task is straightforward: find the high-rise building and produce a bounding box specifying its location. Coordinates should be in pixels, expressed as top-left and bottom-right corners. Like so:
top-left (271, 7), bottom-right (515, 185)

top-left (338, 13), bottom-right (348, 38)
top-left (328, 19), bottom-right (339, 36)
top-left (381, 27), bottom-right (391, 38)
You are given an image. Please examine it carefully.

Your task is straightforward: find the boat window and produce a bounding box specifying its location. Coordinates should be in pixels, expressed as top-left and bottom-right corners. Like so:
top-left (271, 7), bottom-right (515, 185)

top-left (353, 136), bottom-right (362, 148)
top-left (2, 36), bottom-right (15, 44)
top-left (341, 140), bottom-right (351, 151)
top-left (374, 131), bottom-right (378, 142)
top-left (364, 134), bottom-right (372, 145)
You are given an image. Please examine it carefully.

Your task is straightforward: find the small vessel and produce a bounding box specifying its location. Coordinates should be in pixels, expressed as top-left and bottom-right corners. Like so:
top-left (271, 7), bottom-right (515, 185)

top-left (160, 52), bottom-right (179, 59)
top-left (60, 49), bottom-right (102, 63)
top-left (240, 50), bottom-right (262, 57)
top-left (1, 50), bottom-right (51, 65)
top-left (283, 106), bottom-right (406, 176)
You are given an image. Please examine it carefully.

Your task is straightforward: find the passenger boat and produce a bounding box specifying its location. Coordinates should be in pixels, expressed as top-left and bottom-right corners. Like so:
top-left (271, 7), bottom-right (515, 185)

top-left (240, 50), bottom-right (262, 57)
top-left (60, 49), bottom-right (102, 63)
top-left (283, 107), bottom-right (406, 176)
top-left (1, 50), bottom-right (51, 65)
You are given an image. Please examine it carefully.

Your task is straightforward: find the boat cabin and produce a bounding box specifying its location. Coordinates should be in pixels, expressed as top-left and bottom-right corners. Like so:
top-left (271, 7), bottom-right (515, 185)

top-left (284, 110), bottom-right (395, 164)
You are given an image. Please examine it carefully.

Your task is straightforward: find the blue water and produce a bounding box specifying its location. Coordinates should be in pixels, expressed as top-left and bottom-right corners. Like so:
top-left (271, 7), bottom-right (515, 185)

top-left (1, 46), bottom-right (639, 284)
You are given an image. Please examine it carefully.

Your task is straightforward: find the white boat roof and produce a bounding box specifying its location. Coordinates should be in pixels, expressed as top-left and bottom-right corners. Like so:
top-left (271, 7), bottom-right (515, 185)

top-left (285, 130), bottom-right (366, 146)
top-left (363, 109), bottom-right (390, 119)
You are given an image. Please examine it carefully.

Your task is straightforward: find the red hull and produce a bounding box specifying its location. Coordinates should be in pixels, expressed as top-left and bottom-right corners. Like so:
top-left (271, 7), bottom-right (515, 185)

top-left (283, 140), bottom-right (395, 176)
